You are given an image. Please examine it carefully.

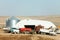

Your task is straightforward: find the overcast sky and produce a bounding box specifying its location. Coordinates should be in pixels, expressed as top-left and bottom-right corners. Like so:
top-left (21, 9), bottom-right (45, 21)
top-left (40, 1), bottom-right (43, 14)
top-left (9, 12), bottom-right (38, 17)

top-left (0, 0), bottom-right (60, 16)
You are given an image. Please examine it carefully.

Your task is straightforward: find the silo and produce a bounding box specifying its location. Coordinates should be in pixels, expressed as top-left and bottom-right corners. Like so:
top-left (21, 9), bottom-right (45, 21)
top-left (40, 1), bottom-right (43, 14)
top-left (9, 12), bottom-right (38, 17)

top-left (6, 16), bottom-right (20, 28)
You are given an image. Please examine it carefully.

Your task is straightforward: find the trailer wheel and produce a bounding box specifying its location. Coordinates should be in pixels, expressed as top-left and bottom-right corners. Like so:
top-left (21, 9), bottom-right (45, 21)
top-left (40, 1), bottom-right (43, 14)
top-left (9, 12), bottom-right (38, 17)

top-left (31, 30), bottom-right (36, 34)
top-left (11, 31), bottom-right (16, 34)
top-left (40, 32), bottom-right (46, 35)
top-left (23, 31), bottom-right (30, 34)
top-left (11, 32), bottom-right (15, 34)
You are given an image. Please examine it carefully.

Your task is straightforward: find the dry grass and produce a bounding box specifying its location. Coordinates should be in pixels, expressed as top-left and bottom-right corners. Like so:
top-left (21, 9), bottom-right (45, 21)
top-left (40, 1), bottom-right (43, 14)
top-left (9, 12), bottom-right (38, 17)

top-left (0, 34), bottom-right (54, 40)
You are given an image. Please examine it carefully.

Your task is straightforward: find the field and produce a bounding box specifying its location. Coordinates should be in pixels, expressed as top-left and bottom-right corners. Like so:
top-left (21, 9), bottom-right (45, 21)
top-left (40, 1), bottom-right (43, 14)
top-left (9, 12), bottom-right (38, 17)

top-left (0, 16), bottom-right (60, 40)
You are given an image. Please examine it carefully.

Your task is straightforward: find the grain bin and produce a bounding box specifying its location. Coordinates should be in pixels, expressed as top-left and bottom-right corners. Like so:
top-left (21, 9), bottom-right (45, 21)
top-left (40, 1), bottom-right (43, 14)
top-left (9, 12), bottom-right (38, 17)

top-left (6, 16), bottom-right (20, 28)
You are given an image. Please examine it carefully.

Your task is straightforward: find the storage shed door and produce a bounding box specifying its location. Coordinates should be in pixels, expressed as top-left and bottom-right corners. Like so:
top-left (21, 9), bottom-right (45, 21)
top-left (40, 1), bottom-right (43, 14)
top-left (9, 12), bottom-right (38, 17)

top-left (24, 25), bottom-right (35, 30)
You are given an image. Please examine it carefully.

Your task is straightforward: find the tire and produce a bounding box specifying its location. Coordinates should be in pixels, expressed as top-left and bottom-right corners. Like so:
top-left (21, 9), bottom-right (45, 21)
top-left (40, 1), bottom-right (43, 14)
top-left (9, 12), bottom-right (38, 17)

top-left (23, 31), bottom-right (30, 34)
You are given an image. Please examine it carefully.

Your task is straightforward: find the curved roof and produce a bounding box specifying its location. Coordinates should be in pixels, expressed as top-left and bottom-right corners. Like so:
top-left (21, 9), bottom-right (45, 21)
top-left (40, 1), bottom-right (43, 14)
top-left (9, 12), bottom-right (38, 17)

top-left (16, 19), bottom-right (56, 28)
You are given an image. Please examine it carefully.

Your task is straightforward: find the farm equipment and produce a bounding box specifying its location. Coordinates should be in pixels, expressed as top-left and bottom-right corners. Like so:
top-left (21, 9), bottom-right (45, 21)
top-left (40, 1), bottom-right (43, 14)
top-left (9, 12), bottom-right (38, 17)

top-left (10, 28), bottom-right (19, 34)
top-left (3, 25), bottom-right (57, 36)
top-left (3, 25), bottom-right (36, 34)
top-left (9, 25), bottom-right (35, 34)
top-left (39, 29), bottom-right (57, 36)
top-left (19, 25), bottom-right (35, 34)
top-left (10, 28), bottom-right (34, 34)
top-left (19, 28), bottom-right (32, 34)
